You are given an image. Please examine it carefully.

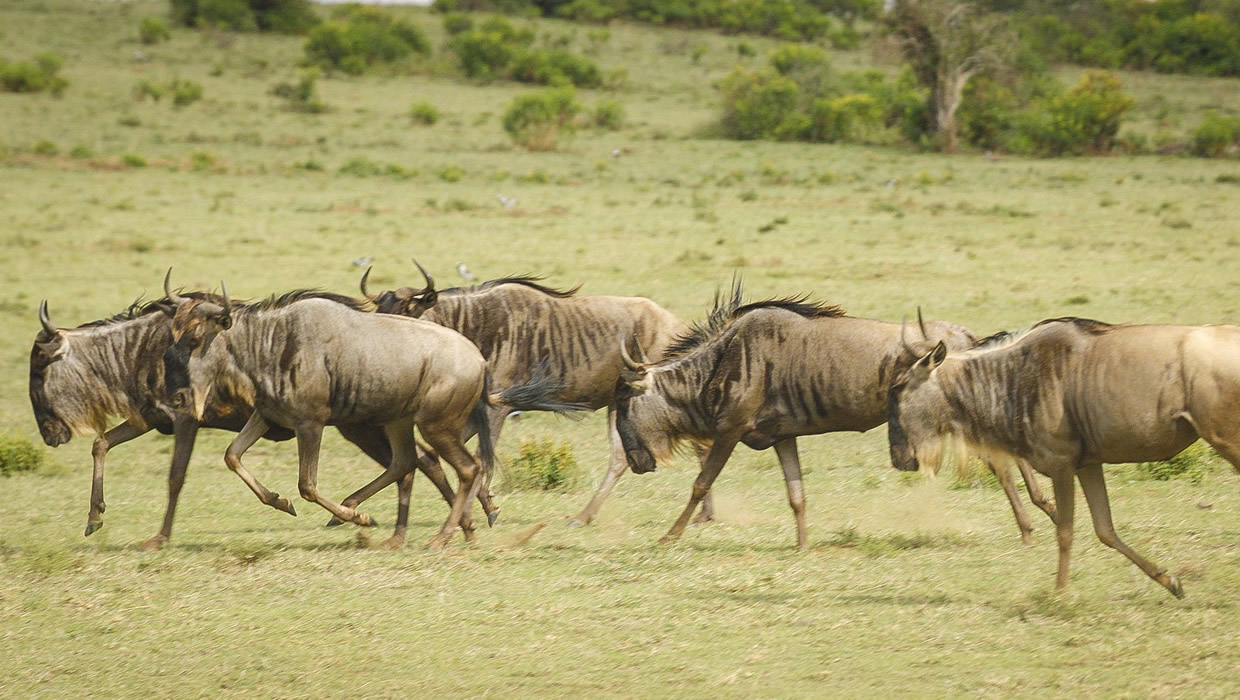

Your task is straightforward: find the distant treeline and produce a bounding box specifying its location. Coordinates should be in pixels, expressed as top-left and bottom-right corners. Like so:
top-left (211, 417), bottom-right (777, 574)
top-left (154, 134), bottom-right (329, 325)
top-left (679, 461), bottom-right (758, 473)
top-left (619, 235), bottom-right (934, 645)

top-left (432, 0), bottom-right (880, 42)
top-left (990, 0), bottom-right (1240, 77)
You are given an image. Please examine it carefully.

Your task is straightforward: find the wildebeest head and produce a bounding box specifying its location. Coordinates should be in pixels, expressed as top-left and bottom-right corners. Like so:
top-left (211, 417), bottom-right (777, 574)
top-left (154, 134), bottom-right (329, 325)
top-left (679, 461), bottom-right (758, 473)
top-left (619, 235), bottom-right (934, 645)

top-left (28, 300), bottom-right (73, 446)
top-left (614, 337), bottom-right (660, 474)
top-left (163, 272), bottom-right (233, 421)
top-left (362, 259), bottom-right (438, 317)
top-left (886, 340), bottom-right (949, 472)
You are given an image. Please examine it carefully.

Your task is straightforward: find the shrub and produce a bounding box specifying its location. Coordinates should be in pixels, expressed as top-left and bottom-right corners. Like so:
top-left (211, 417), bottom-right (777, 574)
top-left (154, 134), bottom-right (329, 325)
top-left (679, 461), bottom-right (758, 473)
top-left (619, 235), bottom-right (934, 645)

top-left (410, 100), bottom-right (440, 125)
top-left (442, 12), bottom-right (474, 34)
top-left (0, 53), bottom-right (68, 95)
top-left (0, 434), bottom-right (42, 475)
top-left (719, 67), bottom-right (802, 140)
top-left (508, 48), bottom-right (602, 87)
top-left (1133, 443), bottom-right (1212, 484)
top-left (270, 68), bottom-right (327, 112)
top-left (32, 140), bottom-right (59, 156)
top-left (122, 153), bottom-right (148, 167)
top-left (304, 6), bottom-right (431, 75)
top-left (502, 86), bottom-right (581, 150)
top-left (591, 99), bottom-right (624, 130)
top-left (501, 438), bottom-right (580, 492)
top-left (169, 77), bottom-right (203, 107)
top-left (69, 144), bottom-right (94, 159)
top-left (1191, 111), bottom-right (1240, 157)
top-left (134, 78), bottom-right (165, 102)
top-left (1028, 70), bottom-right (1134, 156)
top-left (807, 93), bottom-right (882, 142)
top-left (450, 29), bottom-right (520, 81)
top-left (169, 0), bottom-right (319, 34)
top-left (139, 16), bottom-right (172, 44)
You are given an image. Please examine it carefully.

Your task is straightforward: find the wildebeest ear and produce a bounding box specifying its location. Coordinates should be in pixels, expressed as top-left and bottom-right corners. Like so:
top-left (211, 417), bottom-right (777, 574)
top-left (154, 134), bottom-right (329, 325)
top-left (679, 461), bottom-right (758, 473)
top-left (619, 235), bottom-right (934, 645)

top-left (928, 341), bottom-right (947, 368)
top-left (36, 335), bottom-right (64, 356)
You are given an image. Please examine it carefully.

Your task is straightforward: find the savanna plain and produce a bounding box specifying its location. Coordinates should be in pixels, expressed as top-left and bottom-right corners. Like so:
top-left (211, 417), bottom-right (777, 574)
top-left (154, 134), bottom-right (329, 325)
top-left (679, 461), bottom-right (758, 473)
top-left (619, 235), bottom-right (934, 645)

top-left (3, 1), bottom-right (1240, 696)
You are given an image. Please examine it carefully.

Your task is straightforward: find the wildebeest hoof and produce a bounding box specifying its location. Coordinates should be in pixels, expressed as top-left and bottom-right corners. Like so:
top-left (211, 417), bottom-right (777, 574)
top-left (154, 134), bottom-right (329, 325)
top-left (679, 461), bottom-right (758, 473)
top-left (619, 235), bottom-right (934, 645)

top-left (565, 516), bottom-right (588, 528)
top-left (426, 535), bottom-right (449, 551)
top-left (657, 534), bottom-right (678, 545)
top-left (1168, 574), bottom-right (1185, 599)
top-left (271, 495), bottom-right (297, 516)
top-left (486, 509), bottom-right (500, 528)
top-left (139, 535), bottom-right (168, 551)
top-left (378, 535), bottom-right (405, 550)
top-left (324, 516), bottom-right (344, 528)
top-left (84, 520), bottom-right (103, 537)
top-left (355, 513), bottom-right (377, 527)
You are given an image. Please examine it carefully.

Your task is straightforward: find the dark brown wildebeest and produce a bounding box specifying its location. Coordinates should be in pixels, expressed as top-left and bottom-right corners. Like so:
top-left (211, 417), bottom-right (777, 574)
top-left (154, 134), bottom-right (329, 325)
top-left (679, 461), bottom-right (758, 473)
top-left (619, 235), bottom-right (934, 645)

top-left (163, 284), bottom-right (511, 549)
top-left (884, 316), bottom-right (1240, 598)
top-left (360, 262), bottom-right (710, 527)
top-left (29, 292), bottom-right (467, 549)
top-left (613, 287), bottom-right (995, 550)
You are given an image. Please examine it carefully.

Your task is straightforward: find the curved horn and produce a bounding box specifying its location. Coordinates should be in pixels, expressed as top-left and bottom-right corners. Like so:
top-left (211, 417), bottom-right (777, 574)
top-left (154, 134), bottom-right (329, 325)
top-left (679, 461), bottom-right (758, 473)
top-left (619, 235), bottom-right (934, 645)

top-left (163, 268), bottom-right (188, 305)
top-left (38, 299), bottom-right (58, 336)
top-left (360, 266), bottom-right (377, 302)
top-left (917, 306), bottom-right (928, 340)
top-left (411, 258), bottom-right (435, 295)
top-left (619, 336), bottom-right (645, 372)
top-left (219, 280), bottom-right (233, 325)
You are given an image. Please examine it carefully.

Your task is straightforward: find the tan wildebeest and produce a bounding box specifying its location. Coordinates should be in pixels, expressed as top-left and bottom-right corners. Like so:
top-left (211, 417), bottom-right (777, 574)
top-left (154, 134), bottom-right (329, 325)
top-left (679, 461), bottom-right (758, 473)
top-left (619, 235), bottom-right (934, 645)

top-left (885, 316), bottom-right (1240, 598)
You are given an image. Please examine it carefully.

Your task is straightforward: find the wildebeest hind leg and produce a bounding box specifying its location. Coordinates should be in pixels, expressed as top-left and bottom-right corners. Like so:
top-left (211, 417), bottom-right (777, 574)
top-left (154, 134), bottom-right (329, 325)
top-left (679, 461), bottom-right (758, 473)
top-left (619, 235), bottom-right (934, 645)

top-left (1051, 468), bottom-right (1076, 593)
top-left (376, 424), bottom-right (423, 549)
top-left (1017, 458), bottom-right (1056, 524)
top-left (660, 437), bottom-right (738, 544)
top-left (1077, 464), bottom-right (1183, 598)
top-left (293, 422), bottom-right (377, 527)
top-left (692, 445), bottom-right (715, 525)
top-left (225, 412), bottom-right (297, 516)
top-left (420, 427), bottom-right (481, 550)
top-left (988, 459), bottom-right (1035, 545)
top-left (85, 421), bottom-right (149, 537)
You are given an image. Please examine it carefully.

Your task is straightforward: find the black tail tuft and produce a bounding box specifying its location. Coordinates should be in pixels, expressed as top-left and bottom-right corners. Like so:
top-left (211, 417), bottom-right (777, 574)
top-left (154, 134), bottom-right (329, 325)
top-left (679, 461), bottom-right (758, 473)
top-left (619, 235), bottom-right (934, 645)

top-left (494, 361), bottom-right (591, 418)
top-left (470, 372), bottom-right (496, 477)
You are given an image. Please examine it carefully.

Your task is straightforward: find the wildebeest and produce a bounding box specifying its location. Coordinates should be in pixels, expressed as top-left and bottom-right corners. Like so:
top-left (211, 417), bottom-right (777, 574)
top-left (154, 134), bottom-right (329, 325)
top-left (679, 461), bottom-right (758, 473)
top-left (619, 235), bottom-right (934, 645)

top-left (613, 285), bottom-right (989, 550)
top-left (883, 316), bottom-right (1240, 598)
top-left (28, 291), bottom-right (465, 548)
top-left (361, 262), bottom-right (712, 527)
top-left (163, 282), bottom-right (517, 549)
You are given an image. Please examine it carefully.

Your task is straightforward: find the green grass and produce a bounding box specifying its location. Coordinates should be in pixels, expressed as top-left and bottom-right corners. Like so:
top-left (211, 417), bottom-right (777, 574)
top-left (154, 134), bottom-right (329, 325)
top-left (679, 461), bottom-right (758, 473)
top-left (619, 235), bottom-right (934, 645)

top-left (4, 1), bottom-right (1240, 696)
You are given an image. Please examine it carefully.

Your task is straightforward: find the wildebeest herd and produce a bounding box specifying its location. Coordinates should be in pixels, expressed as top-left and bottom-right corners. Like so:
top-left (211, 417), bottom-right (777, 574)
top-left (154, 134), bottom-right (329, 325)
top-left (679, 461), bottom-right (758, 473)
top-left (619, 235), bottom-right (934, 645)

top-left (28, 263), bottom-right (1240, 599)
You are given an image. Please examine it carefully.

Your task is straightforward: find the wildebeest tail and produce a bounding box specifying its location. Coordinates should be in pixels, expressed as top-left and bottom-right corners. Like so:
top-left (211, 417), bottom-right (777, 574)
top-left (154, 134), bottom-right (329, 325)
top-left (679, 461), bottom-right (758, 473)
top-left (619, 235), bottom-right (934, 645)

top-left (489, 360), bottom-right (590, 417)
top-left (469, 372), bottom-right (497, 477)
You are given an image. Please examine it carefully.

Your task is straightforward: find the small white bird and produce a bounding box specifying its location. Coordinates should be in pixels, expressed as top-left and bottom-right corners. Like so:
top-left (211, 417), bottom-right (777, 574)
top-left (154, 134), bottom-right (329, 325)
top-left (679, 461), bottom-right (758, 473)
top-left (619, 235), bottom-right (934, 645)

top-left (352, 256), bottom-right (373, 267)
top-left (456, 262), bottom-right (478, 282)
top-left (496, 194), bottom-right (516, 208)
top-left (611, 148), bottom-right (622, 158)
top-left (133, 50), bottom-right (149, 62)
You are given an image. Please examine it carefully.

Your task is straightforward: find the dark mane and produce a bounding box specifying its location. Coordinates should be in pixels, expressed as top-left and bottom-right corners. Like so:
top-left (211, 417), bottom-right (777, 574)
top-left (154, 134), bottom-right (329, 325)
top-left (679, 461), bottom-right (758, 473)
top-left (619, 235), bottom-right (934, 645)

top-left (970, 316), bottom-right (1115, 352)
top-left (441, 276), bottom-right (581, 299)
top-left (662, 281), bottom-right (845, 360)
top-left (245, 289), bottom-right (370, 313)
top-left (74, 292), bottom-right (229, 329)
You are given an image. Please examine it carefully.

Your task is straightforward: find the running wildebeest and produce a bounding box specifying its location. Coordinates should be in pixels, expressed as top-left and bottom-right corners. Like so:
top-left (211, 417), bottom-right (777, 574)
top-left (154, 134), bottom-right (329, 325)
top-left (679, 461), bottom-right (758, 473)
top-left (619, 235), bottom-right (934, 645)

top-left (884, 316), bottom-right (1240, 598)
top-left (162, 282), bottom-right (534, 549)
top-left (613, 285), bottom-right (1000, 550)
top-left (29, 291), bottom-right (467, 548)
top-left (360, 262), bottom-right (714, 527)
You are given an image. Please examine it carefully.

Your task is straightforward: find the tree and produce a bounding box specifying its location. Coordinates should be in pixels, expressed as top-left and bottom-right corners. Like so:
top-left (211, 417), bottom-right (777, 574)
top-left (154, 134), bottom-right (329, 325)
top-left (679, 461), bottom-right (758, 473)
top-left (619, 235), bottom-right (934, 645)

top-left (884, 0), bottom-right (1008, 151)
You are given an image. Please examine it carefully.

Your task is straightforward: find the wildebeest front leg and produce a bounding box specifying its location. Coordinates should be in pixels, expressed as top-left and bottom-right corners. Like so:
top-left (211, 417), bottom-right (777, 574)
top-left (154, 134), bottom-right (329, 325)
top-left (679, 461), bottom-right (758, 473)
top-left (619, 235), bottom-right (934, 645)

top-left (141, 416), bottom-right (200, 551)
top-left (1051, 467), bottom-right (1076, 592)
top-left (691, 444), bottom-right (715, 525)
top-left (988, 459), bottom-right (1035, 546)
top-left (1077, 464), bottom-right (1183, 598)
top-left (85, 421), bottom-right (149, 537)
top-left (660, 437), bottom-right (739, 544)
top-left (225, 412), bottom-right (297, 516)
top-left (774, 439), bottom-right (809, 551)
top-left (567, 407), bottom-right (630, 526)
top-left (294, 422), bottom-right (376, 527)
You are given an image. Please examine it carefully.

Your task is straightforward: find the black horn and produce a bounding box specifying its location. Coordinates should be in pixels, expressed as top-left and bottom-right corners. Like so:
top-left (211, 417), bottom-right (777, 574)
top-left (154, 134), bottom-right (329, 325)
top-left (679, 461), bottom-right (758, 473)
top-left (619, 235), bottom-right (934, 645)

top-left (218, 280), bottom-right (233, 328)
top-left (619, 336), bottom-right (646, 372)
top-left (917, 306), bottom-right (928, 340)
top-left (411, 258), bottom-right (435, 295)
top-left (38, 299), bottom-right (58, 336)
top-left (163, 268), bottom-right (188, 305)
top-left (360, 266), bottom-right (377, 302)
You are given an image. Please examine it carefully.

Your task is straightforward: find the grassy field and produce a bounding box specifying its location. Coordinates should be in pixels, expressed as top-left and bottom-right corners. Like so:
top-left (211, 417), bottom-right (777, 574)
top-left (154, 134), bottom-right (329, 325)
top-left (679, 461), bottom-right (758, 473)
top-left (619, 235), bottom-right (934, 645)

top-left (4, 0), bottom-right (1240, 696)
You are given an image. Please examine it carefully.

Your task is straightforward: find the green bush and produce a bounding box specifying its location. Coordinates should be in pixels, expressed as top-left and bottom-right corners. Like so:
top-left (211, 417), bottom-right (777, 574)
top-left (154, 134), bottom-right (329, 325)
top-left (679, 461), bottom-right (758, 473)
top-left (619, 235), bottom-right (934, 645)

top-left (32, 140), bottom-right (58, 156)
top-left (442, 12), bottom-right (474, 34)
top-left (1133, 443), bottom-right (1212, 485)
top-left (304, 6), bottom-right (431, 75)
top-left (719, 67), bottom-right (803, 140)
top-left (807, 93), bottom-right (882, 143)
top-left (0, 53), bottom-right (68, 95)
top-left (169, 77), bottom-right (203, 107)
top-left (410, 100), bottom-right (440, 125)
top-left (270, 69), bottom-right (327, 112)
top-left (508, 48), bottom-right (602, 87)
top-left (501, 438), bottom-right (580, 492)
top-left (169, 0), bottom-right (319, 34)
top-left (122, 153), bottom-right (148, 167)
top-left (1026, 70), bottom-right (1134, 156)
top-left (1191, 111), bottom-right (1240, 157)
top-left (139, 16), bottom-right (172, 44)
top-left (591, 99), bottom-right (624, 130)
top-left (503, 86), bottom-right (581, 150)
